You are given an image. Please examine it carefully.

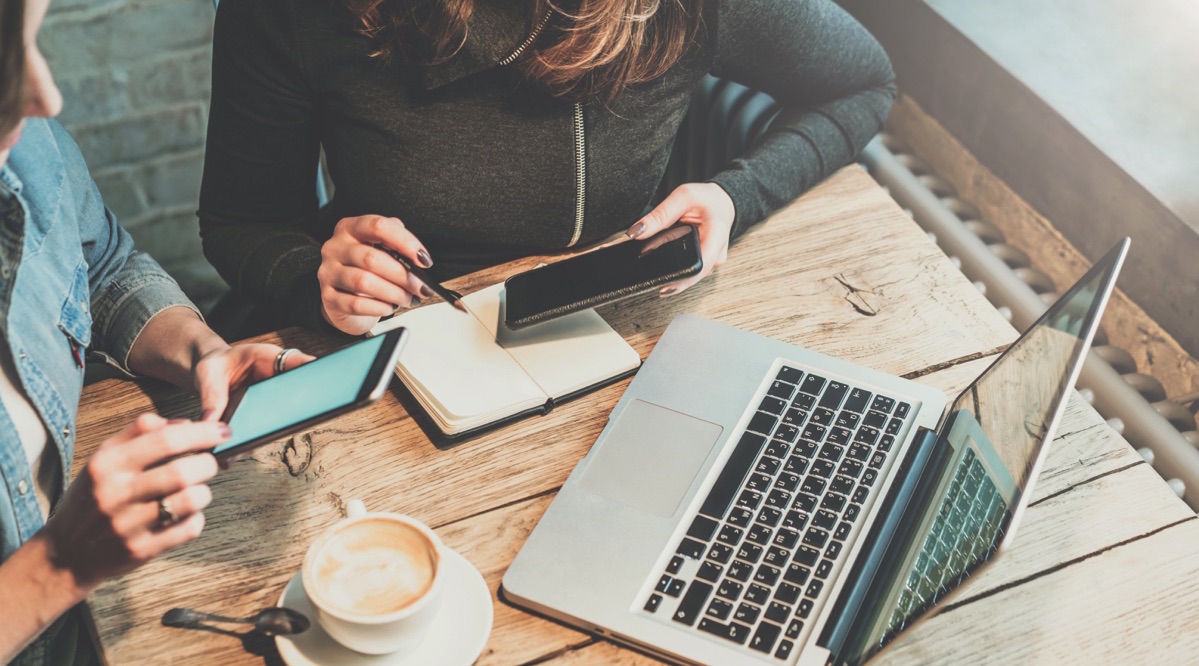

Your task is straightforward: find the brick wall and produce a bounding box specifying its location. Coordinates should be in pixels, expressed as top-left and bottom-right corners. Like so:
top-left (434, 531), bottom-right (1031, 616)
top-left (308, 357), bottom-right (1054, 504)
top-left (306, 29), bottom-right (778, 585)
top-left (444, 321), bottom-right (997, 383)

top-left (41, 0), bottom-right (225, 311)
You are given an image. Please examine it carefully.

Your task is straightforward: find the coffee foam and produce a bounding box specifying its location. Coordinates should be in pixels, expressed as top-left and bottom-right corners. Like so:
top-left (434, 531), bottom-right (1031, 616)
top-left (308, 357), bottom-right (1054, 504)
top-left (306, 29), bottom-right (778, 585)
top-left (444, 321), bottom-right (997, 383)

top-left (308, 517), bottom-right (437, 617)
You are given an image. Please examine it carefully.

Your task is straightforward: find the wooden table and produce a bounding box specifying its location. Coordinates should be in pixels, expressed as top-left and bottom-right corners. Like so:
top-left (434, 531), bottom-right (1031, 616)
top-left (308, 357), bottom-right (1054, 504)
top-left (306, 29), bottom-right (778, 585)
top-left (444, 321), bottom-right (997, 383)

top-left (75, 167), bottom-right (1199, 665)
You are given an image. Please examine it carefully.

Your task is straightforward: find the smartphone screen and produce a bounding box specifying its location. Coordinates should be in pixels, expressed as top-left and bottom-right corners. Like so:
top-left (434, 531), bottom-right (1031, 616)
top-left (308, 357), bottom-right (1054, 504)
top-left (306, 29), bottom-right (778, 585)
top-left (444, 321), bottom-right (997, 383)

top-left (214, 333), bottom-right (397, 456)
top-left (504, 225), bottom-right (702, 329)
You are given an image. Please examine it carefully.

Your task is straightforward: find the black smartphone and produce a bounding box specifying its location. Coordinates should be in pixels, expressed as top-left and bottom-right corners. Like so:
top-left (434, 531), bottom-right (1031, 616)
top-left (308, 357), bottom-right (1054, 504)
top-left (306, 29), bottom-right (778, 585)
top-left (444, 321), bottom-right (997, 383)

top-left (503, 225), bottom-right (703, 329)
top-left (212, 328), bottom-right (408, 463)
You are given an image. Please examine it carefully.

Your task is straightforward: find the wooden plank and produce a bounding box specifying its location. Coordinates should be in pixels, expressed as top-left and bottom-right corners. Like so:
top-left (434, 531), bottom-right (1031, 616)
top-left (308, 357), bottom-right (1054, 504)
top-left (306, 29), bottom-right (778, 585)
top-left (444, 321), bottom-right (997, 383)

top-left (883, 517), bottom-right (1199, 664)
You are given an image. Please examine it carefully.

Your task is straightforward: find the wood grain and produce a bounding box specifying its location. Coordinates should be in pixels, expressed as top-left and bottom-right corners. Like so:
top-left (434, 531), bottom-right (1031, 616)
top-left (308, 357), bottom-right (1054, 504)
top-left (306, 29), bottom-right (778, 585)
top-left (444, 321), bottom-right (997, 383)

top-left (71, 167), bottom-right (1192, 665)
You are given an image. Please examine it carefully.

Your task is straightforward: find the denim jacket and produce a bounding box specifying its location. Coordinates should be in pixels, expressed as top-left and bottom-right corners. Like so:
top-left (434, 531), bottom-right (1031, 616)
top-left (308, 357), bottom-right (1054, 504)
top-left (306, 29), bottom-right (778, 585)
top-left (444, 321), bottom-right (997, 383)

top-left (0, 119), bottom-right (197, 665)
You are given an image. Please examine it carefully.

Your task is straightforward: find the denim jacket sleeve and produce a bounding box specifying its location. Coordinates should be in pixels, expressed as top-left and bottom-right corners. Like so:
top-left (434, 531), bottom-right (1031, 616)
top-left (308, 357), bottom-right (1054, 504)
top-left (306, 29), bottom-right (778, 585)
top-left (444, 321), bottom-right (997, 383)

top-left (46, 121), bottom-right (199, 372)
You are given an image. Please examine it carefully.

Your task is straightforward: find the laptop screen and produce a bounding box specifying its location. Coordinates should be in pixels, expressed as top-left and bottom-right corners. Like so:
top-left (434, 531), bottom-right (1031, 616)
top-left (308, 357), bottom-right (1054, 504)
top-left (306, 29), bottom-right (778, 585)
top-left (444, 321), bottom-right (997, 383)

top-left (830, 240), bottom-right (1126, 664)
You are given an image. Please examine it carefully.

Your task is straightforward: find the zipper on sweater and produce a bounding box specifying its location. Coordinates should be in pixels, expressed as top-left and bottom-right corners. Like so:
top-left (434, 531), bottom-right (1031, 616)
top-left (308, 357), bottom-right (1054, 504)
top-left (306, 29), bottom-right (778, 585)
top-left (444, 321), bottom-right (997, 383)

top-left (497, 9), bottom-right (553, 66)
top-left (567, 102), bottom-right (586, 247)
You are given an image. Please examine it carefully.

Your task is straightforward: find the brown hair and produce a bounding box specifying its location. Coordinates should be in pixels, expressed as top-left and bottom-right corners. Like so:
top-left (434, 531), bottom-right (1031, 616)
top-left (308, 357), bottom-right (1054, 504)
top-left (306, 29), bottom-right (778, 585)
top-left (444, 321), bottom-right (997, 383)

top-left (343, 0), bottom-right (702, 104)
top-left (0, 0), bottom-right (25, 138)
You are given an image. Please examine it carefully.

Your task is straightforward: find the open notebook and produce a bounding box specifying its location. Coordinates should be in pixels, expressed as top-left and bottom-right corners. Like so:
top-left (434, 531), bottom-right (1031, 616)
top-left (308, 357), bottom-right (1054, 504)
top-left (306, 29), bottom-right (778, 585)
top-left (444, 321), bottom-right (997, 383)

top-left (369, 282), bottom-right (641, 444)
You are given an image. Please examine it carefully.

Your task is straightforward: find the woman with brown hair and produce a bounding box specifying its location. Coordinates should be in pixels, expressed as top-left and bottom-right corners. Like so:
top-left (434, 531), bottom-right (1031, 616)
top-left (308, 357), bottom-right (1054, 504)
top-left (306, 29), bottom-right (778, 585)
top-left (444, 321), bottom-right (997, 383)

top-left (200, 0), bottom-right (895, 336)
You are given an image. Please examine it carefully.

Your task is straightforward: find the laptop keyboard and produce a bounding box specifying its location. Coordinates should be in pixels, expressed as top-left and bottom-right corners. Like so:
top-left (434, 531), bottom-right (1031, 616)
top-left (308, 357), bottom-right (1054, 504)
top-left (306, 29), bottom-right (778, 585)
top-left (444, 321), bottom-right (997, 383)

top-left (642, 365), bottom-right (911, 660)
top-left (885, 447), bottom-right (1010, 637)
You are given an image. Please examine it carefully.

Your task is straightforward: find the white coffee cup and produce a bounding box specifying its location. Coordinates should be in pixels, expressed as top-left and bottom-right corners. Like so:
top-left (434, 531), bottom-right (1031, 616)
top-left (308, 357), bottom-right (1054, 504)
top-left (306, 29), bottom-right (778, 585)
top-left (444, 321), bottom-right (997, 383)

top-left (301, 499), bottom-right (444, 655)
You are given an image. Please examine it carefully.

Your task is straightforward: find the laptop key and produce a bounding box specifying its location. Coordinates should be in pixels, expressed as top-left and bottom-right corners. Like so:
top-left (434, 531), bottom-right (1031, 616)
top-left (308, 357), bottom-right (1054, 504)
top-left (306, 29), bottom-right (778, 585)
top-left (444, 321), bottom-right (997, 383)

top-left (738, 543), bottom-right (764, 563)
top-left (758, 395), bottom-right (787, 416)
top-left (806, 579), bottom-right (824, 599)
top-left (854, 426), bottom-right (880, 446)
top-left (718, 525), bottom-right (743, 545)
top-left (757, 507), bottom-right (783, 527)
top-left (827, 427), bottom-right (851, 445)
top-left (810, 407), bottom-right (834, 426)
top-left (798, 599), bottom-right (814, 618)
top-left (776, 472), bottom-right (802, 492)
top-left (747, 524), bottom-right (773, 545)
top-left (819, 381), bottom-right (848, 410)
top-left (656, 575), bottom-right (673, 593)
top-left (802, 424), bottom-right (827, 442)
top-left (698, 618), bottom-right (750, 645)
top-left (776, 582), bottom-right (802, 605)
top-left (750, 622), bottom-right (783, 653)
top-left (777, 366), bottom-right (803, 385)
top-left (716, 579), bottom-right (744, 601)
top-left (815, 559), bottom-right (834, 579)
top-left (755, 457), bottom-right (781, 476)
top-left (697, 561), bottom-right (723, 582)
top-left (803, 528), bottom-right (829, 549)
top-left (766, 601), bottom-right (791, 624)
top-left (728, 507), bottom-right (754, 528)
top-left (786, 618), bottom-right (805, 638)
top-left (800, 374), bottom-right (826, 396)
top-left (754, 564), bottom-right (781, 586)
top-left (784, 563), bottom-right (810, 585)
top-left (844, 388), bottom-right (872, 413)
top-left (817, 443), bottom-right (843, 462)
top-left (773, 528), bottom-right (800, 549)
top-left (747, 472), bottom-right (773, 493)
top-left (667, 555), bottom-right (684, 574)
top-left (764, 546), bottom-right (790, 567)
top-left (776, 639), bottom-right (795, 660)
top-left (783, 510), bottom-right (809, 531)
top-left (886, 418), bottom-right (903, 435)
top-left (826, 541), bottom-right (843, 559)
top-left (862, 468), bottom-right (880, 487)
top-left (871, 395), bottom-right (896, 414)
top-left (666, 578), bottom-right (686, 597)
top-left (782, 407), bottom-right (808, 427)
top-left (672, 581), bottom-right (714, 626)
top-left (821, 493), bottom-right (847, 513)
top-left (677, 538), bottom-right (706, 560)
top-left (810, 460), bottom-right (836, 478)
top-left (813, 509), bottom-right (837, 530)
top-left (737, 490), bottom-right (764, 511)
top-left (688, 515), bottom-right (720, 541)
top-left (745, 583), bottom-right (772, 605)
top-left (735, 602), bottom-right (762, 624)
top-left (795, 545), bottom-right (820, 566)
top-left (834, 410), bottom-right (861, 430)
top-left (774, 424), bottom-right (800, 443)
top-left (878, 434), bottom-right (896, 452)
top-left (764, 441), bottom-right (789, 460)
top-left (852, 486), bottom-right (870, 504)
top-left (749, 411), bottom-right (779, 436)
top-left (869, 451), bottom-right (887, 469)
top-left (801, 476), bottom-right (828, 496)
top-left (766, 489), bottom-right (792, 509)
top-left (699, 432), bottom-right (767, 520)
top-left (830, 475), bottom-right (854, 496)
top-left (707, 598), bottom-right (734, 620)
top-left (767, 381), bottom-right (795, 400)
top-left (834, 522), bottom-right (852, 541)
top-left (894, 401), bottom-right (911, 419)
top-left (783, 456), bottom-right (809, 476)
top-left (848, 443), bottom-right (871, 461)
top-left (845, 504), bottom-right (861, 522)
top-left (708, 543), bottom-right (734, 564)
top-left (862, 410), bottom-right (886, 429)
top-left (645, 594), bottom-right (662, 613)
top-left (837, 460), bottom-right (863, 480)
top-left (794, 440), bottom-right (818, 457)
top-left (728, 560), bottom-right (754, 582)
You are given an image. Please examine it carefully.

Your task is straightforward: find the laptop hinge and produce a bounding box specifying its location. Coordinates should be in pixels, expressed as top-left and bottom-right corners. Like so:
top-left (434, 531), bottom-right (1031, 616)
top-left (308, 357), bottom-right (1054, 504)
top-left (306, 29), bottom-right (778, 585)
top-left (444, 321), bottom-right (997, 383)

top-left (818, 420), bottom-right (955, 665)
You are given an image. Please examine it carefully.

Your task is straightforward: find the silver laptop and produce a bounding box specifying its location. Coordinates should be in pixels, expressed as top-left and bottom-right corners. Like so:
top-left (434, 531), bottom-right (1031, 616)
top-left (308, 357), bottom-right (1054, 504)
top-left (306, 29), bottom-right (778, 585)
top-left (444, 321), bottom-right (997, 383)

top-left (504, 239), bottom-right (1128, 665)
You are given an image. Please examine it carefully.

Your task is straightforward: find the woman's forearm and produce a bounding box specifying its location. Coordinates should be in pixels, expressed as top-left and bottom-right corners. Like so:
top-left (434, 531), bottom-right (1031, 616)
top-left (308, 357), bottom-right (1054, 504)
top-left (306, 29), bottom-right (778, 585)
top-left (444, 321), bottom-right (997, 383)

top-left (125, 306), bottom-right (230, 390)
top-left (0, 534), bottom-right (89, 663)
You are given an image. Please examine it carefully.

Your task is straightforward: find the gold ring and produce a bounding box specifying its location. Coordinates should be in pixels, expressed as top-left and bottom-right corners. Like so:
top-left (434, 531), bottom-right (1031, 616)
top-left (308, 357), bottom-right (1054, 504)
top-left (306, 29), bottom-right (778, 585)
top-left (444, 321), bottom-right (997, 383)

top-left (157, 498), bottom-right (178, 527)
top-left (274, 348), bottom-right (299, 375)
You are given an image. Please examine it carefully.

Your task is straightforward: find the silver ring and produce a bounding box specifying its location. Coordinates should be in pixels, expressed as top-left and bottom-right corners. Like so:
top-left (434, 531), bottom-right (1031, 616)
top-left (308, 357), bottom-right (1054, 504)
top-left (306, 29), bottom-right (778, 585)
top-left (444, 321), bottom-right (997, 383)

top-left (157, 497), bottom-right (178, 527)
top-left (274, 348), bottom-right (299, 375)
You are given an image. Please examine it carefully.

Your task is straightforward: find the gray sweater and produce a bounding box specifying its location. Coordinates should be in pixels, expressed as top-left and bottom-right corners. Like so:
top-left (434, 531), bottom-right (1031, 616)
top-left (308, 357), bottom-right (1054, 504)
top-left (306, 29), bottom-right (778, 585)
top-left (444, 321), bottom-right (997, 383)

top-left (198, 0), bottom-right (895, 329)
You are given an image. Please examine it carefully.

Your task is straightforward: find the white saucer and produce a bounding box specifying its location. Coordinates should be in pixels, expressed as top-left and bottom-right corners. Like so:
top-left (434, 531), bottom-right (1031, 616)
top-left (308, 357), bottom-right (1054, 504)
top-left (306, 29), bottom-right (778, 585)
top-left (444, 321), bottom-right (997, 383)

top-left (275, 548), bottom-right (493, 666)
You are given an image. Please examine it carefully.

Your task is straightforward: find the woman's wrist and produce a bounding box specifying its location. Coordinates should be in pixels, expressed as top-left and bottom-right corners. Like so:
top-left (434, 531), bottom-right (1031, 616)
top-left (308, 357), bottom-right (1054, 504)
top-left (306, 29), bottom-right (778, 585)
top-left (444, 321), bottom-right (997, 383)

top-left (0, 534), bottom-right (90, 662)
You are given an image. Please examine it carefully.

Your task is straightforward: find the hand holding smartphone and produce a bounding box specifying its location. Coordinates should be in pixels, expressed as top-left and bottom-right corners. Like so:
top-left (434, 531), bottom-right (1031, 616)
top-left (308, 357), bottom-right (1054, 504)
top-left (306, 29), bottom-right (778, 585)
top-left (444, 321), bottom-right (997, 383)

top-left (503, 225), bottom-right (702, 330)
top-left (212, 329), bottom-right (407, 463)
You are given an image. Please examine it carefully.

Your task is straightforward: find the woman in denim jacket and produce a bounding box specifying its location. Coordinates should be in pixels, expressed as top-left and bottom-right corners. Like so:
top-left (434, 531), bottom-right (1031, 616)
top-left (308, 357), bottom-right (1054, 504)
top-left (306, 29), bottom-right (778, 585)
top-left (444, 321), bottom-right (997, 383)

top-left (0, 1), bottom-right (314, 662)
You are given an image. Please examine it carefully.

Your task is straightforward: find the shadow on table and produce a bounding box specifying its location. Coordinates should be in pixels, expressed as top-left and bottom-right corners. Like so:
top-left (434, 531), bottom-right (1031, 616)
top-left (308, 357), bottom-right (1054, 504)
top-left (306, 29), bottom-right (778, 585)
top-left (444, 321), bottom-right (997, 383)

top-left (161, 623), bottom-right (285, 665)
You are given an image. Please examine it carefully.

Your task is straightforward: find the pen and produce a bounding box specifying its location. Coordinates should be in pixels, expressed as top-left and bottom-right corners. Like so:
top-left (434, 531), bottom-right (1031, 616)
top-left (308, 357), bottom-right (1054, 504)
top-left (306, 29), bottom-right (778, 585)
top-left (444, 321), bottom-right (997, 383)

top-left (373, 243), bottom-right (468, 312)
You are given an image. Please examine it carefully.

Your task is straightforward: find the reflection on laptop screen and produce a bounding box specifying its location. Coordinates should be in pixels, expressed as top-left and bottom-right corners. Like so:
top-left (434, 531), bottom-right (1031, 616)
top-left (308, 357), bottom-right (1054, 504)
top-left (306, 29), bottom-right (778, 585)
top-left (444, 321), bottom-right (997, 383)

top-left (843, 246), bottom-right (1120, 663)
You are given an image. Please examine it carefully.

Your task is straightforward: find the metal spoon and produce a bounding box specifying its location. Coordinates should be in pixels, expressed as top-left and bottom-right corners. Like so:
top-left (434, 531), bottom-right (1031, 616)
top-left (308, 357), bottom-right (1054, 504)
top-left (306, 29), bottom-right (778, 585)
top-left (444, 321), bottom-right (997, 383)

top-left (162, 606), bottom-right (310, 636)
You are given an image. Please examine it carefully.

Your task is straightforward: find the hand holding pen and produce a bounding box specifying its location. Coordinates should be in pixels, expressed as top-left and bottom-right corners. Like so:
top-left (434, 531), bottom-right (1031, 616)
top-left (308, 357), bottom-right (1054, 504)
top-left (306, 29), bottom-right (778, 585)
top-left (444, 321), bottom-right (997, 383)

top-left (316, 215), bottom-right (465, 336)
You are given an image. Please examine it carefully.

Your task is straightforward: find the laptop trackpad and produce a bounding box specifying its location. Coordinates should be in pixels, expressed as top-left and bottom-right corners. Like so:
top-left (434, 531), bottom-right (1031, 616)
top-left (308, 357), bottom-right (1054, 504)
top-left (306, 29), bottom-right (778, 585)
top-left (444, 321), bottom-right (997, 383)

top-left (580, 400), bottom-right (724, 517)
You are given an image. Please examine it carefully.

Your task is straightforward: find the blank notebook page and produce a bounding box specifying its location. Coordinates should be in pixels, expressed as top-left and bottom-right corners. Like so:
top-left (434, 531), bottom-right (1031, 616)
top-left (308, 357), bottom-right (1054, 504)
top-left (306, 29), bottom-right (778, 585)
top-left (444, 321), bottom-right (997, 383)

top-left (382, 301), bottom-right (546, 421)
top-left (464, 284), bottom-right (642, 399)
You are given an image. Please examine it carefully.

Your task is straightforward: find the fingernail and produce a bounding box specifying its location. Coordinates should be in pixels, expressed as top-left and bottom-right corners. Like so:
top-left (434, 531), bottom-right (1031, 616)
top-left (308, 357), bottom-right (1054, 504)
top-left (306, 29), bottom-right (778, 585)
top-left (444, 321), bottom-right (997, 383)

top-left (421, 285), bottom-right (435, 298)
top-left (417, 249), bottom-right (433, 268)
top-left (217, 423), bottom-right (232, 438)
top-left (660, 286), bottom-right (677, 297)
top-left (410, 296), bottom-right (422, 306)
top-left (628, 222), bottom-right (646, 238)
